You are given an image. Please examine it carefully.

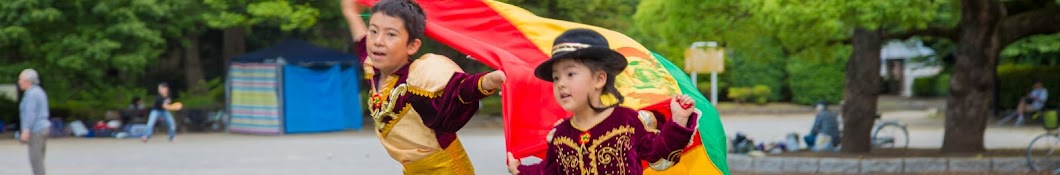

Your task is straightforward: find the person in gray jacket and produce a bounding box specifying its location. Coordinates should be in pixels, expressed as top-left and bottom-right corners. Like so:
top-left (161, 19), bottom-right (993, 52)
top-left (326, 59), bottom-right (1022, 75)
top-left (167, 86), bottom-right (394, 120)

top-left (804, 101), bottom-right (840, 151)
top-left (18, 69), bottom-right (51, 175)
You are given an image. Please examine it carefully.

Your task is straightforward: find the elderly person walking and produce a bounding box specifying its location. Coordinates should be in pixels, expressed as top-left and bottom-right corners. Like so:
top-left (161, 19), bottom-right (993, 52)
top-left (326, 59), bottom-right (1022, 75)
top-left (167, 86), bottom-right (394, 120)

top-left (18, 69), bottom-right (51, 175)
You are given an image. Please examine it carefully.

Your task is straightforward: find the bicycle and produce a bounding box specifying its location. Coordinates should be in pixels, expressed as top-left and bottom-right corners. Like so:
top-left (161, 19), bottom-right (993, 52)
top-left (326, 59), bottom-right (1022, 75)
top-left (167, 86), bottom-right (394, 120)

top-left (837, 113), bottom-right (910, 149)
top-left (1026, 110), bottom-right (1060, 174)
top-left (872, 119), bottom-right (910, 149)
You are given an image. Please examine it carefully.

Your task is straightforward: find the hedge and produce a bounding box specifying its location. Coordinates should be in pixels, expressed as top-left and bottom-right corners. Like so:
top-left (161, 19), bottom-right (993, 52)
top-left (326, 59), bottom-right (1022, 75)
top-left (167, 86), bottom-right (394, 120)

top-left (998, 65), bottom-right (1060, 109)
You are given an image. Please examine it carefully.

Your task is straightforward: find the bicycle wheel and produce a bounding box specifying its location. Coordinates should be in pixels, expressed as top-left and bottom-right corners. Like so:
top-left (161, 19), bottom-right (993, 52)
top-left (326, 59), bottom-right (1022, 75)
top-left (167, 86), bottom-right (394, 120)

top-left (872, 123), bottom-right (909, 149)
top-left (1026, 133), bottom-right (1060, 172)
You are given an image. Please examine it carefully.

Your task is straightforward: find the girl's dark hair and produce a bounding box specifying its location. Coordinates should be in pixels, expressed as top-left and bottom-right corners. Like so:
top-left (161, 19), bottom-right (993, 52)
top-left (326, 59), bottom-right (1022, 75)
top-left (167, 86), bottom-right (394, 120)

top-left (372, 0), bottom-right (426, 45)
top-left (574, 59), bottom-right (625, 113)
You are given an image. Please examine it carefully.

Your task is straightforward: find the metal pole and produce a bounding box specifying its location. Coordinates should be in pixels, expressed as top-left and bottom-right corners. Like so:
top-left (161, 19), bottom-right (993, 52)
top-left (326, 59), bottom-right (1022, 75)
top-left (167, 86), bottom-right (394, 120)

top-left (711, 71), bottom-right (718, 105)
top-left (691, 73), bottom-right (697, 88)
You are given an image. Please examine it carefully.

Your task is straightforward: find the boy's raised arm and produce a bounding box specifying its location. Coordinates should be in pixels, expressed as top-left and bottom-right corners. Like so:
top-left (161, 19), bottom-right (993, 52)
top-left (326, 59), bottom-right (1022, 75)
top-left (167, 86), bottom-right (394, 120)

top-left (342, 0), bottom-right (367, 42)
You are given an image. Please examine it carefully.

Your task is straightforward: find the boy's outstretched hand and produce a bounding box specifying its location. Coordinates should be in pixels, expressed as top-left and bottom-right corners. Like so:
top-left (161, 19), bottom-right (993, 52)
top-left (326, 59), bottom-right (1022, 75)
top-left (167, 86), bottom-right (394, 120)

top-left (669, 94), bottom-right (695, 128)
top-left (341, 0), bottom-right (367, 42)
top-left (507, 152), bottom-right (520, 175)
top-left (482, 70), bottom-right (506, 91)
top-left (340, 0), bottom-right (360, 19)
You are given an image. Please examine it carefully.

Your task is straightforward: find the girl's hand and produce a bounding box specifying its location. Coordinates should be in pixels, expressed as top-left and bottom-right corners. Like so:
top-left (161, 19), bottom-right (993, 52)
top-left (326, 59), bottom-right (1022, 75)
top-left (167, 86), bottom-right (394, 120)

top-left (507, 152), bottom-right (520, 175)
top-left (669, 95), bottom-right (695, 128)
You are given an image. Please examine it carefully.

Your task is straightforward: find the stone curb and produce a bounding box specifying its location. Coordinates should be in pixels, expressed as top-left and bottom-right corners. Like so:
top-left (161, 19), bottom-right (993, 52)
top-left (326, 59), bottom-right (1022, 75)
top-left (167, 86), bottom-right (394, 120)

top-left (728, 154), bottom-right (1032, 174)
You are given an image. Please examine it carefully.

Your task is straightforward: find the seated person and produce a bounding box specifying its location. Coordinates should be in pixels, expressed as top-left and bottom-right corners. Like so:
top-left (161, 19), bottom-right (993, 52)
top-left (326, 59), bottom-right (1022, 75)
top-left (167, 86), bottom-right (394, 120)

top-left (804, 101), bottom-right (840, 151)
top-left (120, 97), bottom-right (148, 129)
top-left (1015, 80), bottom-right (1048, 125)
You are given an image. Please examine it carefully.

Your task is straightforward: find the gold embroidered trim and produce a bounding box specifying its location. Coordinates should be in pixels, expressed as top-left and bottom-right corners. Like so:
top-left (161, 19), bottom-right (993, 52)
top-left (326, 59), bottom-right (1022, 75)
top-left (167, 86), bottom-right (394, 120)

top-left (667, 150), bottom-right (682, 161)
top-left (552, 136), bottom-right (580, 150)
top-left (648, 157), bottom-right (675, 171)
top-left (371, 84), bottom-right (407, 132)
top-left (379, 103), bottom-right (413, 137)
top-left (477, 76), bottom-right (497, 96)
top-left (589, 126), bottom-right (634, 174)
top-left (457, 79), bottom-right (471, 104)
top-left (591, 126), bottom-right (635, 147)
top-left (402, 138), bottom-right (475, 175)
top-left (407, 86), bottom-right (443, 98)
top-left (648, 150), bottom-right (683, 171)
top-left (552, 125), bottom-right (638, 175)
top-left (551, 43), bottom-right (591, 55)
top-left (637, 111), bottom-right (660, 133)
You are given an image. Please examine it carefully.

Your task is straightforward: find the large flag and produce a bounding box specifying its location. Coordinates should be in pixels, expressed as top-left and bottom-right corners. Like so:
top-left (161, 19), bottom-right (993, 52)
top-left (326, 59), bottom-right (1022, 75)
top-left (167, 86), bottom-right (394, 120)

top-left (357, 1), bottom-right (728, 174)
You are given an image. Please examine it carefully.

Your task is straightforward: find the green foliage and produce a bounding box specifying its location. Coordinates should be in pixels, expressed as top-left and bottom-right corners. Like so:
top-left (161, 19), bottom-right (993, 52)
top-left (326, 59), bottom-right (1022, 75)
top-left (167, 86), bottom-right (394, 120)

top-left (913, 73), bottom-right (950, 97)
top-left (997, 65), bottom-right (1060, 109)
top-left (721, 44), bottom-right (786, 101)
top-left (787, 46), bottom-right (849, 105)
top-left (203, 0), bottom-right (321, 31)
top-left (751, 85), bottom-right (771, 104)
top-left (695, 79), bottom-right (727, 101)
top-left (477, 95), bottom-right (503, 116)
top-left (726, 85), bottom-right (770, 104)
top-left (49, 85), bottom-right (149, 121)
top-left (1000, 33), bottom-right (1060, 65)
top-left (726, 87), bottom-right (751, 103)
top-left (179, 78), bottom-right (225, 109)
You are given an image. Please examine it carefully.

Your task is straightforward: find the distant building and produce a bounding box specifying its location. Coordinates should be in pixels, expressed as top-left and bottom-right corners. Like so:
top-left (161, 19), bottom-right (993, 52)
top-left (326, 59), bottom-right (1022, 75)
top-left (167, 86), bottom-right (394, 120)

top-left (880, 40), bottom-right (940, 97)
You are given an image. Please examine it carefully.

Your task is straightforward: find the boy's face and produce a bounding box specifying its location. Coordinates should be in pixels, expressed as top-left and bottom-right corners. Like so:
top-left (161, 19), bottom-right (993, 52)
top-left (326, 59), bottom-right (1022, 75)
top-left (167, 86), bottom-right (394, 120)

top-left (158, 86), bottom-right (169, 97)
top-left (550, 59), bottom-right (606, 112)
top-left (367, 13), bottom-right (422, 72)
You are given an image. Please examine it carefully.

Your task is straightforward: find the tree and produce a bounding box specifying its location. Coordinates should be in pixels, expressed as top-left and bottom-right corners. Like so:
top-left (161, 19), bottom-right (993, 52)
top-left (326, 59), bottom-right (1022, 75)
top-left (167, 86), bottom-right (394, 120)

top-left (0, 0), bottom-right (177, 117)
top-left (940, 0), bottom-right (1060, 153)
top-left (635, 0), bottom-right (946, 153)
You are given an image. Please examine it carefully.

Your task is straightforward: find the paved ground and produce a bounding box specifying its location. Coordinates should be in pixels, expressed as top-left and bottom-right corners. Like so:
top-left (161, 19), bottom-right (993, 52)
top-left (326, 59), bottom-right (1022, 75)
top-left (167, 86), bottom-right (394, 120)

top-left (723, 110), bottom-right (1046, 149)
top-left (0, 109), bottom-right (1046, 174)
top-left (0, 129), bottom-right (508, 175)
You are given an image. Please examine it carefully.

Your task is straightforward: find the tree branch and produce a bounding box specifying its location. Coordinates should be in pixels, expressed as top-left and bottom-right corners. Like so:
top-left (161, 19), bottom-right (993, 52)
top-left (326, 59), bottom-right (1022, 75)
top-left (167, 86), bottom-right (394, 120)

top-left (885, 27), bottom-right (957, 41)
top-left (999, 7), bottom-right (1060, 46)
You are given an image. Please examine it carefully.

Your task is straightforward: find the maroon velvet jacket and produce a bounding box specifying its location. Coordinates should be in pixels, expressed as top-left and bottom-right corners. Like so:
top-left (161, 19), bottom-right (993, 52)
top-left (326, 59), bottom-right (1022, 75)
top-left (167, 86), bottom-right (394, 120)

top-left (356, 37), bottom-right (493, 164)
top-left (518, 107), bottom-right (697, 175)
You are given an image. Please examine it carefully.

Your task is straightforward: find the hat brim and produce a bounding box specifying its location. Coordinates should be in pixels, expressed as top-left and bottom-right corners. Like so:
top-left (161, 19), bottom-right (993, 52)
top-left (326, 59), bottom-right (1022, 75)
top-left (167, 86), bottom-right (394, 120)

top-left (534, 47), bottom-right (628, 82)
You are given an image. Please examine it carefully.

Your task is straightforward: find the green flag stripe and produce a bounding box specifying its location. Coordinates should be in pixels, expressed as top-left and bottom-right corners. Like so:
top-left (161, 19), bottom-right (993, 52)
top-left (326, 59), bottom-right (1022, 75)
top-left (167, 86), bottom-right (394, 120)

top-left (651, 52), bottom-right (730, 175)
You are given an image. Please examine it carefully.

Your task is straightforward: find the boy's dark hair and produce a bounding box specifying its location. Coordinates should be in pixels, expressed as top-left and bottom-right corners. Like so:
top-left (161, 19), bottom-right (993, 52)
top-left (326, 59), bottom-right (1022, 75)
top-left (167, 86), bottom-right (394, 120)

top-left (372, 0), bottom-right (426, 44)
top-left (575, 59), bottom-right (625, 112)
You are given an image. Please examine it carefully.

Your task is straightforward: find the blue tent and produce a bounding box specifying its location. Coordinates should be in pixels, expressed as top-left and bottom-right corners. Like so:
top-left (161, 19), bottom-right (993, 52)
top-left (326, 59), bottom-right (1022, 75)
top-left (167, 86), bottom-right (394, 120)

top-left (227, 39), bottom-right (363, 134)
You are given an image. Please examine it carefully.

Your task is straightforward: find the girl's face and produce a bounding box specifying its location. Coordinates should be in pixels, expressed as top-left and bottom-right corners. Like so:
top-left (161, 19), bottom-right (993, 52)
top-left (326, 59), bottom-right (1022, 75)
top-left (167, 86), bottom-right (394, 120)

top-left (549, 59), bottom-right (607, 112)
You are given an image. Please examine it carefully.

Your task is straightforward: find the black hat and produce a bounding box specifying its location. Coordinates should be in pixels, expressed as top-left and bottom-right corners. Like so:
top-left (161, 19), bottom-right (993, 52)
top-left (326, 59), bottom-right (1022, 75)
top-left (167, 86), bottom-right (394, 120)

top-left (533, 29), bottom-right (627, 82)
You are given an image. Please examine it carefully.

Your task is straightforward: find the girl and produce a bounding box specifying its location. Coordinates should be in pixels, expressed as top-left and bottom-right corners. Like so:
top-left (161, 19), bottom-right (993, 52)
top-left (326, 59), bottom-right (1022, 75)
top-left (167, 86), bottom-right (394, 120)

top-left (507, 29), bottom-right (698, 175)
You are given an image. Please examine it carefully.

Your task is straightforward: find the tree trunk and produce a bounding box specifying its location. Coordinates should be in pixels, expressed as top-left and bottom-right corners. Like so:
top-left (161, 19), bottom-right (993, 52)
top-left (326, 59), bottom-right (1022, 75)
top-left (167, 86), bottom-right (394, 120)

top-left (841, 28), bottom-right (883, 153)
top-left (184, 34), bottom-right (206, 94)
top-left (156, 46), bottom-right (183, 73)
top-left (942, 0), bottom-right (1004, 153)
top-left (222, 27), bottom-right (246, 73)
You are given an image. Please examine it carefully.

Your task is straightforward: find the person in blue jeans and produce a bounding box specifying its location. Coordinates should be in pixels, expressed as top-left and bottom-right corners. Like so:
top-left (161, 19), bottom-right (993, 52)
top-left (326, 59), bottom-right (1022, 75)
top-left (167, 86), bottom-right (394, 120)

top-left (143, 82), bottom-right (183, 143)
top-left (804, 101), bottom-right (840, 151)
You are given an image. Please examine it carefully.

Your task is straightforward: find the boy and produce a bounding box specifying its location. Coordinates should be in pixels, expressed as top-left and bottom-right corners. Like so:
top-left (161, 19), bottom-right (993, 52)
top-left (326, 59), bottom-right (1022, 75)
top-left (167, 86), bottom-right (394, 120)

top-left (341, 0), bottom-right (506, 174)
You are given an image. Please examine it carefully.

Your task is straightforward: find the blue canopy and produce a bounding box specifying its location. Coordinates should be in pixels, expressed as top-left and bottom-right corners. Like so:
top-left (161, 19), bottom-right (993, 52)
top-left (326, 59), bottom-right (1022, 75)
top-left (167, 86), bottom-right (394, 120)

top-left (231, 39), bottom-right (356, 64)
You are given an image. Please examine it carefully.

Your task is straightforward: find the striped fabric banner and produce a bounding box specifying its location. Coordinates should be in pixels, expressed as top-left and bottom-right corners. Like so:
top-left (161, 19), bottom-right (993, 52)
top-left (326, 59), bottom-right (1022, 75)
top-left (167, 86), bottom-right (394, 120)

top-left (228, 63), bottom-right (283, 135)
